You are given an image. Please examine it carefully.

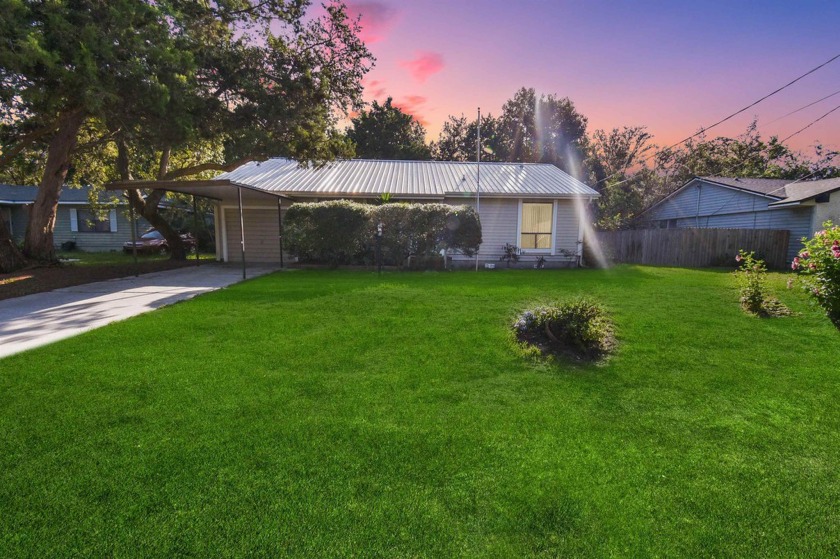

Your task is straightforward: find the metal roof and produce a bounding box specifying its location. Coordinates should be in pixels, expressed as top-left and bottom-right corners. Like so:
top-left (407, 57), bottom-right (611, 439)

top-left (214, 158), bottom-right (599, 199)
top-left (701, 176), bottom-right (791, 198)
top-left (0, 184), bottom-right (120, 204)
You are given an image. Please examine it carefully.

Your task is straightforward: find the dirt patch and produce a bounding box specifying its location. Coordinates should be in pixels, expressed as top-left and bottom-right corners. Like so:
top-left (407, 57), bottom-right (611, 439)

top-left (0, 260), bottom-right (201, 301)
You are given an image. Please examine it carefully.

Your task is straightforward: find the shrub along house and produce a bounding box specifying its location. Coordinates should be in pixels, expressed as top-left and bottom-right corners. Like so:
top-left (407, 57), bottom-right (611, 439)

top-left (110, 158), bottom-right (599, 269)
top-left (0, 184), bottom-right (151, 252)
top-left (640, 176), bottom-right (840, 262)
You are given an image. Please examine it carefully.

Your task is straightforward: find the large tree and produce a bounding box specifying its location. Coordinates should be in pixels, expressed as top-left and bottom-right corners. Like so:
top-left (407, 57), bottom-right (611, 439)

top-left (431, 113), bottom-right (502, 162)
top-left (587, 126), bottom-right (658, 230)
top-left (347, 98), bottom-right (431, 160)
top-left (495, 87), bottom-right (590, 175)
top-left (0, 0), bottom-right (372, 264)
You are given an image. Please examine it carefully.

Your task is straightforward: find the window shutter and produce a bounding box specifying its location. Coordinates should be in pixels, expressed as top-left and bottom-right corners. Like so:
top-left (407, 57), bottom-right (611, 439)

top-left (69, 208), bottom-right (78, 232)
top-left (109, 209), bottom-right (118, 232)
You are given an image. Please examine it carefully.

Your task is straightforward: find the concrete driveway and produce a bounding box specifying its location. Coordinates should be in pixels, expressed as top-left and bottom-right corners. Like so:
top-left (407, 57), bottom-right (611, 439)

top-left (0, 264), bottom-right (281, 359)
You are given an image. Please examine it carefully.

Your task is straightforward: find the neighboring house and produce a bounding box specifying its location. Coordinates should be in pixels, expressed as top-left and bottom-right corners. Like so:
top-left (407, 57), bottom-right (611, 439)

top-left (112, 158), bottom-right (600, 267)
top-left (640, 176), bottom-right (840, 262)
top-left (0, 184), bottom-right (150, 252)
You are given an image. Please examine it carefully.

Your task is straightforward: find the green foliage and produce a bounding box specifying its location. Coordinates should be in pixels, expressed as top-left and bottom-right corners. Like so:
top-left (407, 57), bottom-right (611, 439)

top-left (284, 200), bottom-right (371, 266)
top-left (734, 250), bottom-right (790, 317)
top-left (735, 251), bottom-right (767, 314)
top-left (431, 113), bottom-right (503, 162)
top-left (792, 221), bottom-right (840, 328)
top-left (347, 98), bottom-right (431, 160)
top-left (500, 243), bottom-right (520, 267)
top-left (513, 298), bottom-right (614, 359)
top-left (284, 200), bottom-right (481, 267)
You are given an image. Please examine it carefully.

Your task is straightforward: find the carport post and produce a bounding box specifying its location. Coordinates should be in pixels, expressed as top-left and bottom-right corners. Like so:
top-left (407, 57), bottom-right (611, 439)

top-left (192, 195), bottom-right (200, 267)
top-left (238, 185), bottom-right (246, 279)
top-left (277, 198), bottom-right (284, 268)
top-left (129, 201), bottom-right (139, 277)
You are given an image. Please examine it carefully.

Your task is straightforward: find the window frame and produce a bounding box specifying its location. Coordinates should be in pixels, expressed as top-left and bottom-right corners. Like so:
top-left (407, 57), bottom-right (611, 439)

top-left (517, 200), bottom-right (557, 254)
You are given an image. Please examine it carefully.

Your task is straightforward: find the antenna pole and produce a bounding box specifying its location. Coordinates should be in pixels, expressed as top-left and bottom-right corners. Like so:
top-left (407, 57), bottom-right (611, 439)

top-left (475, 107), bottom-right (481, 272)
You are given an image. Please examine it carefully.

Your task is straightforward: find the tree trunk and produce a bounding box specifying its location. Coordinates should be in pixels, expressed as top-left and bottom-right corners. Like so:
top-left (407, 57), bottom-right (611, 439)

top-left (0, 213), bottom-right (26, 273)
top-left (117, 140), bottom-right (187, 260)
top-left (23, 109), bottom-right (85, 262)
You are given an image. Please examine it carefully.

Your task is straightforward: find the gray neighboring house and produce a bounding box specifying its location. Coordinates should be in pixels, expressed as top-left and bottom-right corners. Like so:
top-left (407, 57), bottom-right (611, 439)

top-left (641, 176), bottom-right (840, 261)
top-left (0, 184), bottom-right (150, 252)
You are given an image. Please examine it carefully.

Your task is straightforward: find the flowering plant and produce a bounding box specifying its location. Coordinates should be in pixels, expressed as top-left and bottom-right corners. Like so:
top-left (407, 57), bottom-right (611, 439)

top-left (735, 250), bottom-right (767, 314)
top-left (734, 250), bottom-right (791, 317)
top-left (792, 221), bottom-right (840, 328)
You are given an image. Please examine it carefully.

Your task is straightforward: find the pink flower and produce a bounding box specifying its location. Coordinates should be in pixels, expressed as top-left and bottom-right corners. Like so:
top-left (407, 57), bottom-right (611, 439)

top-left (791, 257), bottom-right (800, 270)
top-left (735, 254), bottom-right (743, 263)
top-left (809, 262), bottom-right (817, 270)
top-left (800, 251), bottom-right (810, 259)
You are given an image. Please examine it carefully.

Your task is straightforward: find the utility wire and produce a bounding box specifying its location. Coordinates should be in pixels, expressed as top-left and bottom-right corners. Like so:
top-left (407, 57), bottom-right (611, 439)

top-left (765, 87), bottom-right (840, 125)
top-left (595, 52), bottom-right (840, 186)
top-left (780, 103), bottom-right (840, 144)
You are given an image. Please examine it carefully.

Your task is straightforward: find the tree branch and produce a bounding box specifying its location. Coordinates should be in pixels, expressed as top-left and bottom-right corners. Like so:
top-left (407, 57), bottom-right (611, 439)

top-left (0, 123), bottom-right (58, 169)
top-left (162, 157), bottom-right (262, 180)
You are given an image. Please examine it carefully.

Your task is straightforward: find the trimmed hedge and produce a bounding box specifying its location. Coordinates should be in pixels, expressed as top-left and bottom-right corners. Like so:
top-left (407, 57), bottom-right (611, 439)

top-left (284, 200), bottom-right (481, 267)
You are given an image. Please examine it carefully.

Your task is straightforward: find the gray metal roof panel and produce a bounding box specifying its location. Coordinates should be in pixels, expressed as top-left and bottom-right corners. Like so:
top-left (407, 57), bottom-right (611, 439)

top-left (701, 176), bottom-right (791, 198)
top-left (215, 158), bottom-right (600, 198)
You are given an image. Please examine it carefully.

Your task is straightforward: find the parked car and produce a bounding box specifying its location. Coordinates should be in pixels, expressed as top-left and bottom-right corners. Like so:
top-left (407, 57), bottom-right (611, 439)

top-left (123, 229), bottom-right (197, 254)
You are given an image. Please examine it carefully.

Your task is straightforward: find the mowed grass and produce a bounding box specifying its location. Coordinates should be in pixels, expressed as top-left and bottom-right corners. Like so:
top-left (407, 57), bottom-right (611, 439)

top-left (1, 266), bottom-right (838, 557)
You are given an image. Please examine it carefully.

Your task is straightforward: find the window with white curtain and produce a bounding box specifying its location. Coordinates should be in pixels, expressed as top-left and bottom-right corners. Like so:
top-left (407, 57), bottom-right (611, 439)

top-left (520, 202), bottom-right (553, 250)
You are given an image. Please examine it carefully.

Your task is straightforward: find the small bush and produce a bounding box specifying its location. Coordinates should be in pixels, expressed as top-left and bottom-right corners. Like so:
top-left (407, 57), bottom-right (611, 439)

top-left (792, 221), bottom-right (840, 328)
top-left (513, 298), bottom-right (615, 361)
top-left (284, 200), bottom-right (371, 265)
top-left (60, 240), bottom-right (77, 252)
top-left (734, 250), bottom-right (790, 317)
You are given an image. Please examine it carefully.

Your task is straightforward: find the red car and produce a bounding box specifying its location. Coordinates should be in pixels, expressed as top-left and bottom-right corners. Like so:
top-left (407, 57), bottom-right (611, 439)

top-left (123, 229), bottom-right (197, 254)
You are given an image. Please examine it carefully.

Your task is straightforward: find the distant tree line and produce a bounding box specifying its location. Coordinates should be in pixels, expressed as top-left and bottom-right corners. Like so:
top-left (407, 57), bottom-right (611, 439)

top-left (346, 87), bottom-right (840, 231)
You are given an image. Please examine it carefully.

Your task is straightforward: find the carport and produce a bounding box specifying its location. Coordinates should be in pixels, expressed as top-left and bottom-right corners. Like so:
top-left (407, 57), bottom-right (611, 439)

top-left (107, 179), bottom-right (289, 279)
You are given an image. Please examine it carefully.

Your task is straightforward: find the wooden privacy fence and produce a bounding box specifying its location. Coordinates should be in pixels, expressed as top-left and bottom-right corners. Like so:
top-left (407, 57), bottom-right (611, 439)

top-left (595, 228), bottom-right (790, 269)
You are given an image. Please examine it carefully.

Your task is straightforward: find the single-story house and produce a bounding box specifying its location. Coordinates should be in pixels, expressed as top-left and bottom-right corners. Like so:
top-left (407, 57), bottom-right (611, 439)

top-left (0, 184), bottom-right (150, 251)
top-left (109, 158), bottom-right (600, 268)
top-left (640, 176), bottom-right (840, 261)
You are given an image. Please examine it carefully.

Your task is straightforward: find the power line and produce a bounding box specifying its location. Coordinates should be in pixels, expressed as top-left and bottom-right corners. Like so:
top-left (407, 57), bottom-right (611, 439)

top-left (595, 52), bottom-right (840, 186)
top-left (780, 103), bottom-right (840, 144)
top-left (765, 87), bottom-right (840, 125)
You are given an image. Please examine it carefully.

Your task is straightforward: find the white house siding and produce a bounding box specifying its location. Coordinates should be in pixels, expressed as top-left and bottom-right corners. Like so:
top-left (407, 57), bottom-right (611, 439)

top-left (448, 197), bottom-right (581, 267)
top-left (222, 207), bottom-right (283, 263)
top-left (811, 193), bottom-right (840, 234)
top-left (222, 197), bottom-right (585, 267)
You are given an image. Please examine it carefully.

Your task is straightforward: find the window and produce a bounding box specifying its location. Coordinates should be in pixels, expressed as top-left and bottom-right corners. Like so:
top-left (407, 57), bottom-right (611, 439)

top-left (520, 202), bottom-right (553, 250)
top-left (69, 208), bottom-right (118, 233)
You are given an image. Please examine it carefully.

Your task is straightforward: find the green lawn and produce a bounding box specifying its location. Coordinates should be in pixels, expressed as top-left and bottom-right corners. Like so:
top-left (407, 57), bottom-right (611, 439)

top-left (1, 267), bottom-right (838, 557)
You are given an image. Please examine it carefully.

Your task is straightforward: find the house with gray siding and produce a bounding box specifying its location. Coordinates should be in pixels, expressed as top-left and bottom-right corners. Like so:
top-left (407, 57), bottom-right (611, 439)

top-left (108, 158), bottom-right (599, 268)
top-left (0, 184), bottom-right (150, 252)
top-left (641, 176), bottom-right (840, 262)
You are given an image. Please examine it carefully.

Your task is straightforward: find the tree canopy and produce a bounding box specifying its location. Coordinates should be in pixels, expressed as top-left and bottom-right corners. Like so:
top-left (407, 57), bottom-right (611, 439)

top-left (0, 0), bottom-right (372, 264)
top-left (347, 98), bottom-right (431, 160)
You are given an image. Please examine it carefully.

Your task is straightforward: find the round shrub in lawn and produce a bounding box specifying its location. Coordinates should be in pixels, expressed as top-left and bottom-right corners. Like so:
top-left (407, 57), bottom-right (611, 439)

top-left (513, 298), bottom-right (615, 361)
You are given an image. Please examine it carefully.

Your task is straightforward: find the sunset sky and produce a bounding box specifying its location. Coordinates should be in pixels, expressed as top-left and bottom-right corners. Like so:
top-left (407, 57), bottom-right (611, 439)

top-left (343, 0), bottom-right (840, 157)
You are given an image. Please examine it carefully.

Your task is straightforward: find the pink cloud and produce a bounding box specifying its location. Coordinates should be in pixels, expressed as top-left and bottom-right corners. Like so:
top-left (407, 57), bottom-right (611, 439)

top-left (362, 78), bottom-right (387, 98)
top-left (345, 2), bottom-right (400, 44)
top-left (399, 52), bottom-right (445, 83)
top-left (393, 95), bottom-right (429, 126)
